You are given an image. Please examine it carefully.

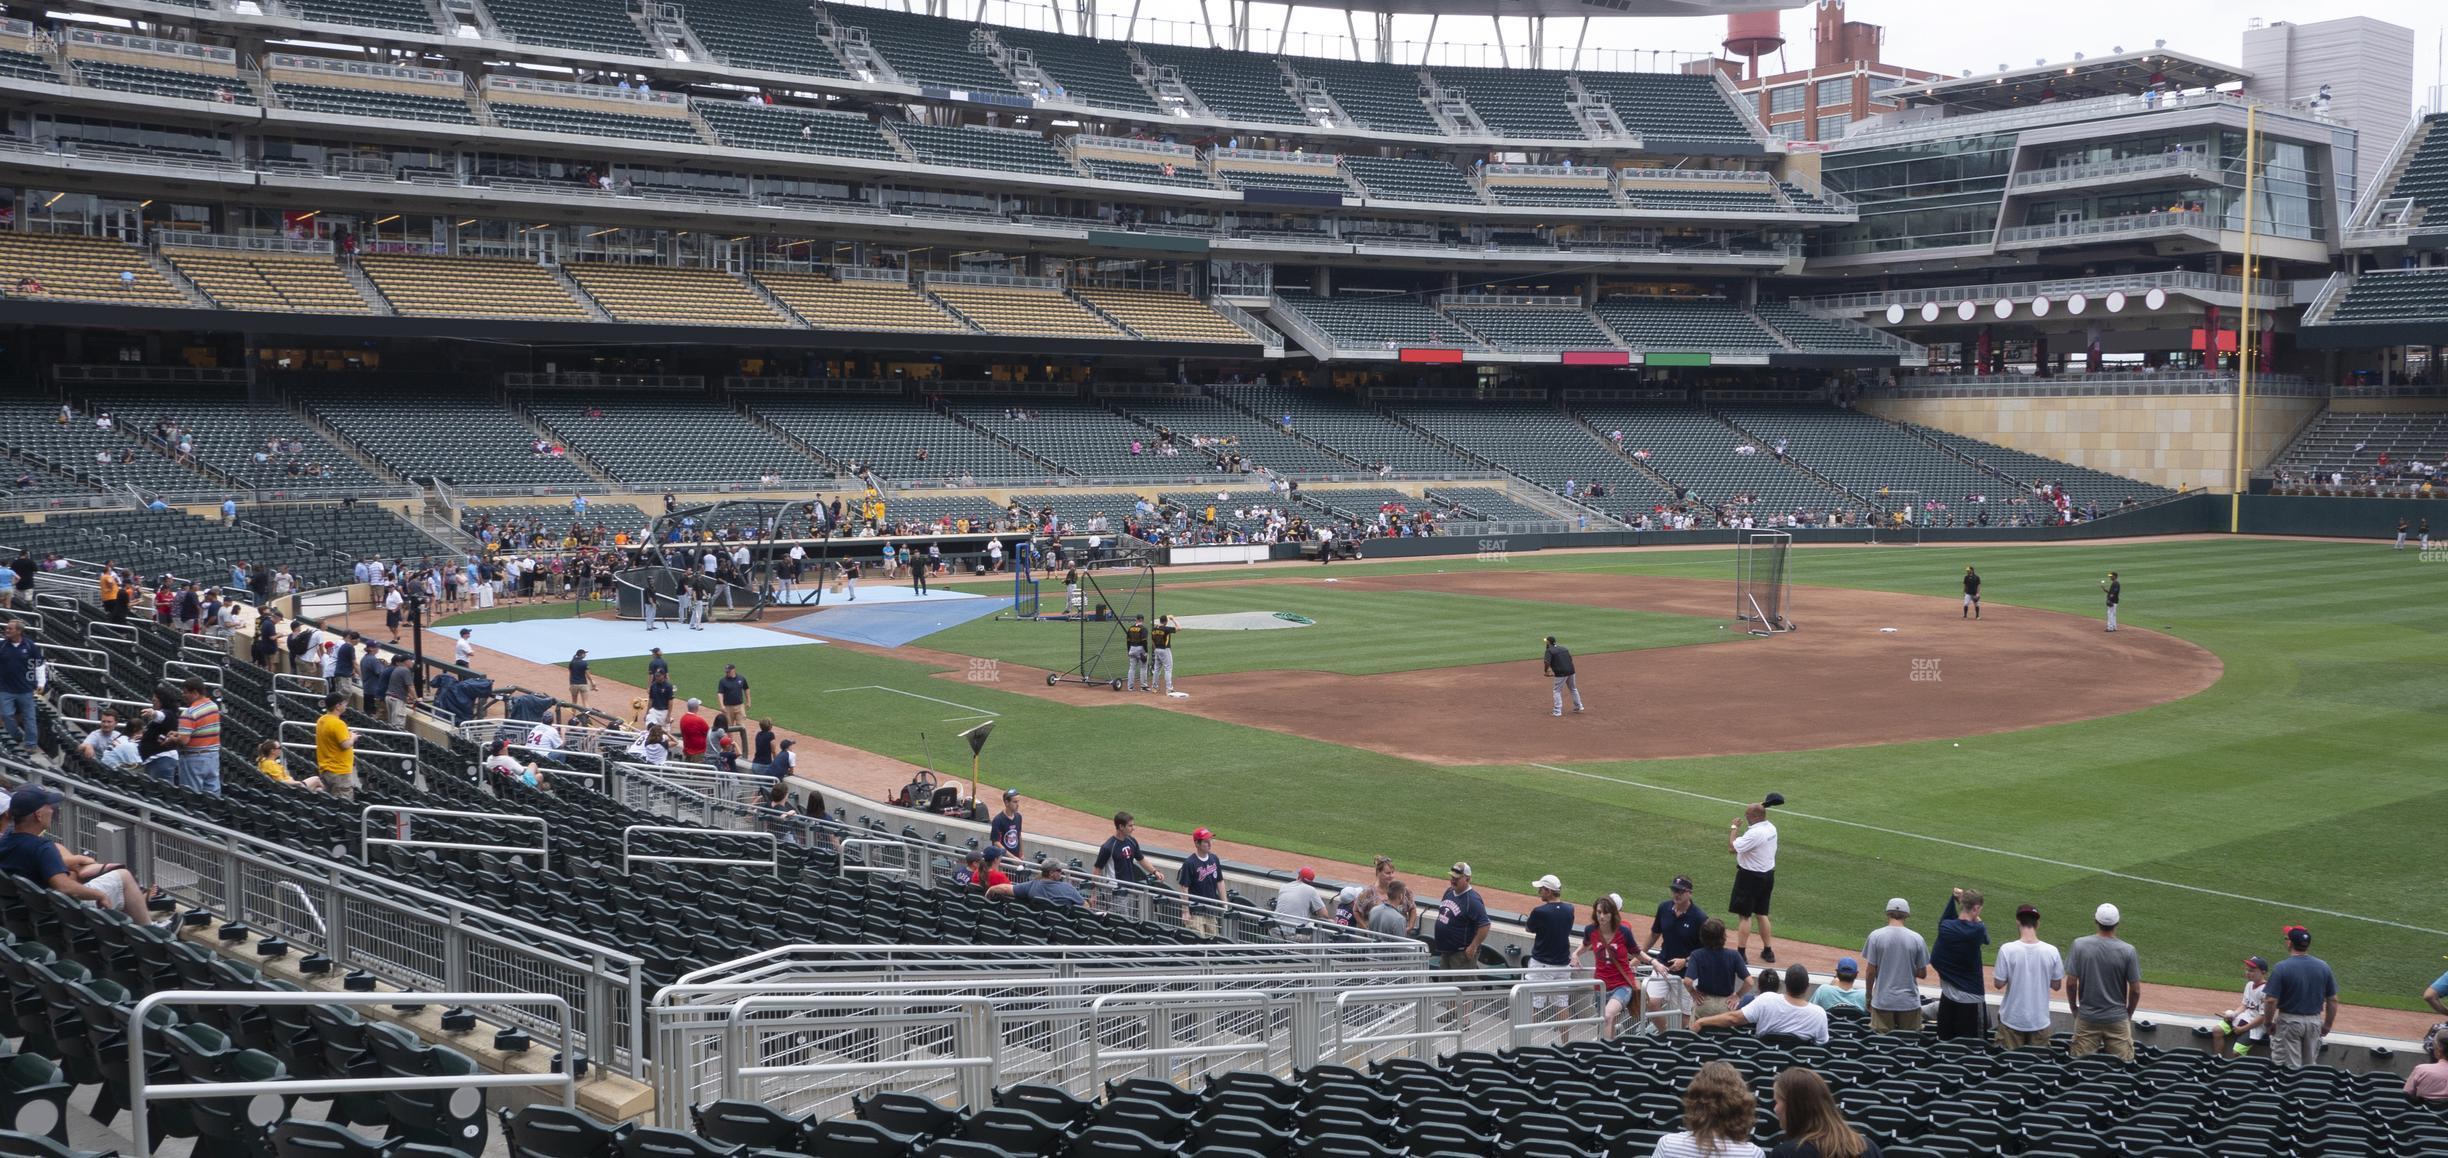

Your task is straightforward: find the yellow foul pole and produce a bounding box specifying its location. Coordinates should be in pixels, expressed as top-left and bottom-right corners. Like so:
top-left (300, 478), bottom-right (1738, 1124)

top-left (2232, 105), bottom-right (2259, 532)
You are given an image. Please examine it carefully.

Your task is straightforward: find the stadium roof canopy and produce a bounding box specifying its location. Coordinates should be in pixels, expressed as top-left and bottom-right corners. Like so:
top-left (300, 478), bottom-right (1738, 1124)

top-left (1884, 49), bottom-right (2249, 113)
top-left (1277, 0), bottom-right (1797, 15)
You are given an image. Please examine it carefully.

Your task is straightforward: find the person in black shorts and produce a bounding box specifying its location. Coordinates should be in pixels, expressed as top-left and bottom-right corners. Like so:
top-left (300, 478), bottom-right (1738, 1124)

top-left (1962, 566), bottom-right (1981, 620)
top-left (1728, 800), bottom-right (1780, 963)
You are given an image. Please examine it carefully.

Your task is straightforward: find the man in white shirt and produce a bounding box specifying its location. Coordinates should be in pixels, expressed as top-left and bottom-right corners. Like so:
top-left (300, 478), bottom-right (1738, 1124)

top-left (1991, 902), bottom-right (2065, 1049)
top-left (1695, 963), bottom-right (1829, 1044)
top-left (453, 628), bottom-right (475, 668)
top-left (1728, 798), bottom-right (1780, 963)
top-left (1272, 867), bottom-right (1326, 932)
top-left (522, 720), bottom-right (563, 751)
top-left (79, 710), bottom-right (141, 770)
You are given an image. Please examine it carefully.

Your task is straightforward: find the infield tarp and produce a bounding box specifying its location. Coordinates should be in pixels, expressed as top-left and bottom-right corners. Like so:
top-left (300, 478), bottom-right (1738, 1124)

top-left (773, 596), bottom-right (1008, 648)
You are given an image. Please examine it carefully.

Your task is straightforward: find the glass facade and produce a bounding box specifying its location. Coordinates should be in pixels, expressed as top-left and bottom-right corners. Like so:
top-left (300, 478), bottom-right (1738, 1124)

top-left (1814, 132), bottom-right (2016, 256)
top-left (1817, 76), bottom-right (1855, 107)
top-left (1816, 120), bottom-right (2334, 257)
top-left (1770, 85), bottom-right (1806, 114)
top-left (2013, 128), bottom-right (2328, 241)
top-left (1818, 115), bottom-right (1850, 141)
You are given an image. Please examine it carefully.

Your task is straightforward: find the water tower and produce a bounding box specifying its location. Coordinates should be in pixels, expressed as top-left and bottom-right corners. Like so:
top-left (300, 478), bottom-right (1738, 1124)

top-left (1723, 10), bottom-right (1785, 80)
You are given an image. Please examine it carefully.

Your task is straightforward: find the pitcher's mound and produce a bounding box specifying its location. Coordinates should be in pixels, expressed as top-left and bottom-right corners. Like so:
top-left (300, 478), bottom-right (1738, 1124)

top-left (1175, 612), bottom-right (1315, 631)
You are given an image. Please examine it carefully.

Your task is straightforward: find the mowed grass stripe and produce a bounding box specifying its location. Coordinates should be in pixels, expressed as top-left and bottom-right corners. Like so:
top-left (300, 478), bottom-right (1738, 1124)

top-left (920, 585), bottom-right (1737, 676)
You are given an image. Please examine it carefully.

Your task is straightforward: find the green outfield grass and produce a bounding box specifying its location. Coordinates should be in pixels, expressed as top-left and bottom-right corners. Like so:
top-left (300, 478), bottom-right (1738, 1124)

top-left (598, 538), bottom-right (2448, 1011)
top-left (920, 583), bottom-right (1741, 675)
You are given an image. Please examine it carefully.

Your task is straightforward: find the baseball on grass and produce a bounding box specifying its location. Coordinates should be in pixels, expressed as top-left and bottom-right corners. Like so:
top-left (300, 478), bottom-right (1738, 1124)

top-left (1952, 742), bottom-right (1960, 748)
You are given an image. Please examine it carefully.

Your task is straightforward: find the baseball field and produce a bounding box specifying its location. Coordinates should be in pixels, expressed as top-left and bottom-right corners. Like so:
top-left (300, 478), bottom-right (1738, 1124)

top-left (552, 537), bottom-right (2439, 1011)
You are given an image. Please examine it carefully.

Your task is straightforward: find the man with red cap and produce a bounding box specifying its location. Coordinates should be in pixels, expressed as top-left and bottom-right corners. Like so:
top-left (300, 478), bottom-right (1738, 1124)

top-left (1272, 865), bottom-right (1326, 933)
top-left (1178, 828), bottom-right (1223, 937)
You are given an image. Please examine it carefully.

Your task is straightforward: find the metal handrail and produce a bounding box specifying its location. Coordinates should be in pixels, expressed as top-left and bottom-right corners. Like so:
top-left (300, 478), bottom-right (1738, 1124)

top-left (717, 994), bottom-right (998, 1109)
top-left (1330, 984), bottom-right (1462, 1064)
top-left (1084, 990), bottom-right (1286, 1085)
top-left (361, 805), bottom-right (551, 868)
top-left (1802, 270), bottom-right (2287, 312)
top-left (620, 824), bottom-right (777, 876)
top-left (835, 837), bottom-right (908, 876)
top-left (130, 989), bottom-right (576, 1150)
top-left (1506, 978), bottom-right (1607, 1047)
top-left (1998, 210), bottom-right (2217, 244)
top-left (2009, 150), bottom-right (2221, 188)
top-left (12, 762), bottom-right (647, 1073)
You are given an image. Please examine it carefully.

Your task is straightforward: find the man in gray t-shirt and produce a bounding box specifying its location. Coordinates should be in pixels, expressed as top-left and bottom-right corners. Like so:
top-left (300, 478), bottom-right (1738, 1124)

top-left (1368, 881), bottom-right (1416, 937)
top-left (1860, 897), bottom-right (1929, 1033)
top-left (2064, 902), bottom-right (2142, 1061)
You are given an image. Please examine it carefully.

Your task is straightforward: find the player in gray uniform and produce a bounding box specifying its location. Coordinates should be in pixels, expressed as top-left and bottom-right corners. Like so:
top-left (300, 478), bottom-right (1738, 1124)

top-left (1543, 635), bottom-right (1583, 716)
top-left (2100, 571), bottom-right (2120, 633)
top-left (1148, 616), bottom-right (1178, 693)
top-left (1962, 566), bottom-right (1982, 620)
top-left (1123, 616), bottom-right (1150, 691)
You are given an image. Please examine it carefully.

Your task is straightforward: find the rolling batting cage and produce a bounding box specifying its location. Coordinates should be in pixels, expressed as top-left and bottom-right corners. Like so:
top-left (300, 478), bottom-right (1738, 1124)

top-left (1048, 559), bottom-right (1157, 689)
top-left (1734, 529), bottom-right (1795, 634)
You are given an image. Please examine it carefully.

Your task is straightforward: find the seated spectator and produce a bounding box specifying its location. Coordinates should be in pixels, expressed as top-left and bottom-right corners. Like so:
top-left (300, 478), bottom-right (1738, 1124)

top-left (253, 739), bottom-right (323, 791)
top-left (79, 710), bottom-right (141, 770)
top-left (988, 860), bottom-right (1085, 906)
top-left (1698, 964), bottom-right (1831, 1045)
top-left (483, 738), bottom-right (547, 790)
top-left (1653, 1059), bottom-right (1763, 1158)
top-left (2407, 1033), bottom-right (2448, 1103)
top-left (1765, 1067), bottom-right (1877, 1158)
top-left (0, 788), bottom-right (158, 920)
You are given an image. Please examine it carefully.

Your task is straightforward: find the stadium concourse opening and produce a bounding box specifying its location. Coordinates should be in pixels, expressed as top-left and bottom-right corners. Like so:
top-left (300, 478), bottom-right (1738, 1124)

top-left (922, 569), bottom-right (2222, 764)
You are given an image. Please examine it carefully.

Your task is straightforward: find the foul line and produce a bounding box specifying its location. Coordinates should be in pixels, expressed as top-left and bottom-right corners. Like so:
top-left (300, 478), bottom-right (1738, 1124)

top-left (823, 685), bottom-right (1002, 718)
top-left (1526, 762), bottom-right (2448, 937)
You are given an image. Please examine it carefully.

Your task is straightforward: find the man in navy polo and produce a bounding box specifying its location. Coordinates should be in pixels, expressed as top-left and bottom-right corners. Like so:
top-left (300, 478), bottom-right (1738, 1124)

top-left (1646, 874), bottom-right (1710, 1029)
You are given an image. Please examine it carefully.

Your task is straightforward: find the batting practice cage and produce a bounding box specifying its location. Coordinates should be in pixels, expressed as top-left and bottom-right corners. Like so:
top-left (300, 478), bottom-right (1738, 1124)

top-left (1047, 562), bottom-right (1157, 688)
top-left (1734, 530), bottom-right (1795, 635)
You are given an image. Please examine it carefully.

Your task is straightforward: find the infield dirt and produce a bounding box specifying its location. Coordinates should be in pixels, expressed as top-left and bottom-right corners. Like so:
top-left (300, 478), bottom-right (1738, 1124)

top-left (912, 571), bottom-right (2222, 764)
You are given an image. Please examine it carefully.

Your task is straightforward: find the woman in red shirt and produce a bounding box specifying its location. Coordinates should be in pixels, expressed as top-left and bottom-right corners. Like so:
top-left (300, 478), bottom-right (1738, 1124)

top-left (1579, 893), bottom-right (1645, 1039)
top-left (152, 579), bottom-right (176, 625)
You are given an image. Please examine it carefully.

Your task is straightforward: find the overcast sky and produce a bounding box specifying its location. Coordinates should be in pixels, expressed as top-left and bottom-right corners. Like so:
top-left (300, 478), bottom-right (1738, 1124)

top-left (916, 0), bottom-right (2444, 108)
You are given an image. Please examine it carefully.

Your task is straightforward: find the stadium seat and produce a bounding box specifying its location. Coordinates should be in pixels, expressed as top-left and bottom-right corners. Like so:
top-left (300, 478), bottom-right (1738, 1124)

top-left (681, 0), bottom-right (851, 77)
top-left (696, 102), bottom-right (895, 160)
top-left (1344, 155), bottom-right (1484, 204)
top-left (504, 1103), bottom-right (631, 1157)
top-left (753, 271), bottom-right (971, 334)
top-left (270, 80), bottom-right (475, 123)
top-left (1431, 65), bottom-right (1584, 138)
top-left (822, 4), bottom-right (1018, 95)
top-left (926, 283), bottom-right (1121, 339)
top-left (1284, 56), bottom-right (1439, 135)
top-left (614, 1126), bottom-right (739, 1157)
top-left (891, 122), bottom-right (1076, 177)
top-left (164, 249), bottom-right (373, 314)
top-left (564, 264), bottom-right (791, 327)
top-left (482, 0), bottom-right (656, 55)
top-left (0, 234), bottom-right (187, 308)
top-left (690, 1099), bottom-right (807, 1149)
top-left (355, 255), bottom-right (591, 320)
top-left (1136, 44), bottom-right (1309, 125)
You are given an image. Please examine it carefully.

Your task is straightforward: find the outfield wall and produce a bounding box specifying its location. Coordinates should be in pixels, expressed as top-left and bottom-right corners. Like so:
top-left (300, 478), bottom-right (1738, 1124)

top-left (1861, 393), bottom-right (2325, 494)
top-left (1236, 496), bottom-right (2229, 564)
top-left (2233, 495), bottom-right (2430, 539)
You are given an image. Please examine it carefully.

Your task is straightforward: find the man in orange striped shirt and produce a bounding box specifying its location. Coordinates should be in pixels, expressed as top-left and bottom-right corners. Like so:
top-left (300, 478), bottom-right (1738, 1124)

top-left (174, 678), bottom-right (223, 796)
